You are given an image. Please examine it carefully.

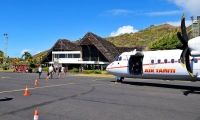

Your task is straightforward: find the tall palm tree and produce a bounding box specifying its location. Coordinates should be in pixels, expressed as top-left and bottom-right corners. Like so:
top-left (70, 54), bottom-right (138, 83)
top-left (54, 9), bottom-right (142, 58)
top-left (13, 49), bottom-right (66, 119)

top-left (21, 51), bottom-right (33, 63)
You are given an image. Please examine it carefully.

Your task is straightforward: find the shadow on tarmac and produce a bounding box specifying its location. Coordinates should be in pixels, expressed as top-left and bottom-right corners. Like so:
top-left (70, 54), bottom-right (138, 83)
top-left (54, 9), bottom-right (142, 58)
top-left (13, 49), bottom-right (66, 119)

top-left (0, 97), bottom-right (13, 101)
top-left (111, 81), bottom-right (200, 96)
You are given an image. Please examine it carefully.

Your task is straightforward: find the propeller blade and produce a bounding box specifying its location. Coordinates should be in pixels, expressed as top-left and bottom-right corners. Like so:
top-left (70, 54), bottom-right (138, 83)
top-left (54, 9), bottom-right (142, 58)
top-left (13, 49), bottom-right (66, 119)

top-left (187, 28), bottom-right (193, 39)
top-left (176, 43), bottom-right (183, 49)
top-left (180, 47), bottom-right (188, 67)
top-left (181, 14), bottom-right (188, 41)
top-left (177, 32), bottom-right (187, 45)
top-left (185, 50), bottom-right (194, 77)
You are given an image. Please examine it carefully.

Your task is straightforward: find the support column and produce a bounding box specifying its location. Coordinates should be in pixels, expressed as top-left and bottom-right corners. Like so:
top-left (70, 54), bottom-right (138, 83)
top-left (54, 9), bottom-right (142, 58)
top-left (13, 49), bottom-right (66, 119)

top-left (101, 65), bottom-right (103, 70)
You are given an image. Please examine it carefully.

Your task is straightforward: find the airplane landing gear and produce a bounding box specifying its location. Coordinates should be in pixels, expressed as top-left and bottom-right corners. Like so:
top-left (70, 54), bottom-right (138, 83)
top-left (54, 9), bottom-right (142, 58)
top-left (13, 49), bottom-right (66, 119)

top-left (116, 76), bottom-right (124, 82)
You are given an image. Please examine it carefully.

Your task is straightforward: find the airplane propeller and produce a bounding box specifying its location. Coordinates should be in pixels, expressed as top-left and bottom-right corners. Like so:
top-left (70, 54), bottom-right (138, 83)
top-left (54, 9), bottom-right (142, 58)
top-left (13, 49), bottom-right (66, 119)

top-left (176, 14), bottom-right (194, 77)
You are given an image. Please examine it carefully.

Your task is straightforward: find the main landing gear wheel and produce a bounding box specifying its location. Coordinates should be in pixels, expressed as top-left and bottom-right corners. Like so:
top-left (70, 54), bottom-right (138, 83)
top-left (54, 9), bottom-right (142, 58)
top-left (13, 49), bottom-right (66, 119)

top-left (116, 76), bottom-right (124, 82)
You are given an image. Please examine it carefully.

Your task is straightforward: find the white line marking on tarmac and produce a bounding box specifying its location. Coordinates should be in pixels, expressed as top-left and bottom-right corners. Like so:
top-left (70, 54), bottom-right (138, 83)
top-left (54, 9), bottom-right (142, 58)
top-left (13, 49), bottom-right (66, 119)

top-left (1, 77), bottom-right (32, 80)
top-left (1, 77), bottom-right (10, 78)
top-left (0, 83), bottom-right (74, 94)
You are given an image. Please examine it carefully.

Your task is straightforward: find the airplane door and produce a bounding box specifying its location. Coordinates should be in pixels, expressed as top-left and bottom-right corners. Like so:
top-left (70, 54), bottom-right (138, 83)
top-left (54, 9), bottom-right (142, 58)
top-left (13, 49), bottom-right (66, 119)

top-left (192, 58), bottom-right (200, 77)
top-left (149, 57), bottom-right (156, 68)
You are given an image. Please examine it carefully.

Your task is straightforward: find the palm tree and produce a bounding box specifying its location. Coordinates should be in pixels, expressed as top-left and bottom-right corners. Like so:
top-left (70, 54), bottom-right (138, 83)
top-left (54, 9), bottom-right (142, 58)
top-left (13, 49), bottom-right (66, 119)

top-left (21, 51), bottom-right (33, 63)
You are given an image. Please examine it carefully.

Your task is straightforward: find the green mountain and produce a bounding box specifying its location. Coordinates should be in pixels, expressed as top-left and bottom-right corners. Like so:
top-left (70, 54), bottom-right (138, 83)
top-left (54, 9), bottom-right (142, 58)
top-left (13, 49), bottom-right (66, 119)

top-left (105, 24), bottom-right (183, 50)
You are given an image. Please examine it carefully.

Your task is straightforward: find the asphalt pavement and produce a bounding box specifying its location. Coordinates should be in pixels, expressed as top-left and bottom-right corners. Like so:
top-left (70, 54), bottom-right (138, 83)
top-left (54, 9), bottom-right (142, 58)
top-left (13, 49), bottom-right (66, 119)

top-left (0, 72), bottom-right (200, 120)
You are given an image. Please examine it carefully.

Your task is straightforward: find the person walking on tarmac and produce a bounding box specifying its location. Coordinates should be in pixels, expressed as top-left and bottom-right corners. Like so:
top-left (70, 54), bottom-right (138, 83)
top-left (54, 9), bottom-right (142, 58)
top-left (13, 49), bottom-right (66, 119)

top-left (49, 65), bottom-right (54, 79)
top-left (58, 66), bottom-right (61, 78)
top-left (38, 65), bottom-right (42, 79)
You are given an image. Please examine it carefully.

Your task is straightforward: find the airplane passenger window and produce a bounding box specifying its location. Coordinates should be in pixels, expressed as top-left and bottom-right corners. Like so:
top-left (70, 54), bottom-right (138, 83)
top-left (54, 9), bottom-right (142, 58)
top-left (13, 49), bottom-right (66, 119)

top-left (151, 59), bottom-right (154, 63)
top-left (171, 59), bottom-right (174, 63)
top-left (157, 59), bottom-right (161, 64)
top-left (164, 59), bottom-right (167, 63)
top-left (194, 58), bottom-right (198, 63)
top-left (178, 59), bottom-right (181, 63)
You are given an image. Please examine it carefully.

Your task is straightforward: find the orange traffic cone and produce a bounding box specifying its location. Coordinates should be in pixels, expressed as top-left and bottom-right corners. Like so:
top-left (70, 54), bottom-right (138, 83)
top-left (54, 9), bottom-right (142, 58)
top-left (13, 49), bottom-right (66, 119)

top-left (46, 76), bottom-right (49, 81)
top-left (24, 86), bottom-right (30, 96)
top-left (34, 79), bottom-right (38, 85)
top-left (33, 110), bottom-right (39, 120)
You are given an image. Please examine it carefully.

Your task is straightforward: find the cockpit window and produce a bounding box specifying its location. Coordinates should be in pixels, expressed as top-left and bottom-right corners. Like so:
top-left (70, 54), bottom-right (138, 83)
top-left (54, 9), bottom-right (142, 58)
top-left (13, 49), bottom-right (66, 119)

top-left (115, 56), bottom-right (122, 61)
top-left (119, 56), bottom-right (122, 61)
top-left (115, 57), bottom-right (119, 61)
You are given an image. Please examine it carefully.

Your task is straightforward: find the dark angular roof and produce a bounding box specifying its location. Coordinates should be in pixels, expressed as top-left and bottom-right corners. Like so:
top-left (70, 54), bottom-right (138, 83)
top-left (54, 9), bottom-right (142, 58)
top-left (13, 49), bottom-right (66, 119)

top-left (78, 32), bottom-right (120, 62)
top-left (53, 39), bottom-right (81, 51)
top-left (40, 39), bottom-right (81, 64)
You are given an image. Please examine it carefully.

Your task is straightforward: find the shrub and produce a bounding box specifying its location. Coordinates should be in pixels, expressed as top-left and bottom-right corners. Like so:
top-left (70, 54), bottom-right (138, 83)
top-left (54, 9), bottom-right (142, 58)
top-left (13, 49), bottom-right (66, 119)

top-left (83, 70), bottom-right (102, 74)
top-left (82, 70), bottom-right (90, 74)
top-left (42, 67), bottom-right (49, 72)
top-left (101, 71), bottom-right (109, 74)
top-left (2, 64), bottom-right (9, 70)
top-left (92, 70), bottom-right (102, 74)
top-left (68, 67), bottom-right (79, 73)
top-left (29, 63), bottom-right (36, 68)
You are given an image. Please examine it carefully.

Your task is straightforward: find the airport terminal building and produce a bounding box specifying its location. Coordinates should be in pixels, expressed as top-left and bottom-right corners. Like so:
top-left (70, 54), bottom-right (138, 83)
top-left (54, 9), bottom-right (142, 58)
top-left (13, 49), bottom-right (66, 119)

top-left (40, 32), bottom-right (143, 70)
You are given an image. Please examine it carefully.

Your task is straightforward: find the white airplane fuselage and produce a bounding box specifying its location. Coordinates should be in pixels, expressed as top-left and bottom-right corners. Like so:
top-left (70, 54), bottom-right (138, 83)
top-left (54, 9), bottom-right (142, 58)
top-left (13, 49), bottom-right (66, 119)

top-left (106, 49), bottom-right (200, 81)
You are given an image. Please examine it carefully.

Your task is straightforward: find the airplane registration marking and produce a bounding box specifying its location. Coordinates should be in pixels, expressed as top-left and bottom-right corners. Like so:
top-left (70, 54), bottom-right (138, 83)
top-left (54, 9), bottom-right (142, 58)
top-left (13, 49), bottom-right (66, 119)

top-left (144, 68), bottom-right (176, 73)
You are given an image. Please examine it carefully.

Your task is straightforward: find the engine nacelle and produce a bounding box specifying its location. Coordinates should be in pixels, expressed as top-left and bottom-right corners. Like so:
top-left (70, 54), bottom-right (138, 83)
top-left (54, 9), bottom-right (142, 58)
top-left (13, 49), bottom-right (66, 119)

top-left (190, 50), bottom-right (200, 56)
top-left (188, 36), bottom-right (200, 57)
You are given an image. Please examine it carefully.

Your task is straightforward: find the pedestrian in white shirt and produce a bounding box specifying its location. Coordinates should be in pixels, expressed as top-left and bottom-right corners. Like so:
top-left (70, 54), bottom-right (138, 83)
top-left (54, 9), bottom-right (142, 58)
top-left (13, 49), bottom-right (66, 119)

top-left (61, 66), bottom-right (64, 75)
top-left (38, 65), bottom-right (42, 79)
top-left (49, 65), bottom-right (53, 79)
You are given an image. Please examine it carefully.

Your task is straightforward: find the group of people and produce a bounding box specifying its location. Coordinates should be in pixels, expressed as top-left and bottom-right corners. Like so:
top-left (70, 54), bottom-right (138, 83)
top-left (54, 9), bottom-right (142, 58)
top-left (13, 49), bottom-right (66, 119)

top-left (79, 66), bottom-right (84, 73)
top-left (47, 65), bottom-right (67, 79)
top-left (37, 65), bottom-right (67, 79)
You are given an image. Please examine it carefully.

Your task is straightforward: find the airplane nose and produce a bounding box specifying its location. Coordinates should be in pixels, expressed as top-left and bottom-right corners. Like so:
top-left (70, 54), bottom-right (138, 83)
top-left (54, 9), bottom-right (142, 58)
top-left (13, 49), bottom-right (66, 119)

top-left (106, 64), bottom-right (110, 72)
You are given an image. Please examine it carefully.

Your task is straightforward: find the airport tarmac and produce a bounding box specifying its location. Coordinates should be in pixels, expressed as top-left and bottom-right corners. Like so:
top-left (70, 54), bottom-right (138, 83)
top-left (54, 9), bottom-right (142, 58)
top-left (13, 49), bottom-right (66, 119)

top-left (0, 72), bottom-right (200, 120)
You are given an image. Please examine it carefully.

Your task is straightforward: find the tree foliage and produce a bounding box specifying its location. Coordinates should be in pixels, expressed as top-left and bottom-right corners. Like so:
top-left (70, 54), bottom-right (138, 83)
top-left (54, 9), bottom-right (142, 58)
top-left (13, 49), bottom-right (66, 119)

top-left (0, 50), bottom-right (3, 64)
top-left (21, 51), bottom-right (33, 62)
top-left (148, 32), bottom-right (180, 50)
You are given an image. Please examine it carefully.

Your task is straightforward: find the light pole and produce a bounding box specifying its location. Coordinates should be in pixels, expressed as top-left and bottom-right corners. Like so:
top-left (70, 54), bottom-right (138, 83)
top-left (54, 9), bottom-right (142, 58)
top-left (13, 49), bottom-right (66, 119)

top-left (191, 16), bottom-right (194, 37)
top-left (3, 34), bottom-right (8, 65)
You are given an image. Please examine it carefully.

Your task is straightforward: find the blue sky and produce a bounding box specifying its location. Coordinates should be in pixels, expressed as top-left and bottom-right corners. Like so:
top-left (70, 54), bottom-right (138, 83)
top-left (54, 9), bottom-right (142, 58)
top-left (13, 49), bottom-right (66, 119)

top-left (0, 0), bottom-right (200, 57)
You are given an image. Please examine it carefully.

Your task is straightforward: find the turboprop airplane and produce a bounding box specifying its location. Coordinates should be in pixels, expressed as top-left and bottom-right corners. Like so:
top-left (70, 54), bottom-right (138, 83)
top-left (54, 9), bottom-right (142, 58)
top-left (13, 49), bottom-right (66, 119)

top-left (106, 14), bottom-right (200, 82)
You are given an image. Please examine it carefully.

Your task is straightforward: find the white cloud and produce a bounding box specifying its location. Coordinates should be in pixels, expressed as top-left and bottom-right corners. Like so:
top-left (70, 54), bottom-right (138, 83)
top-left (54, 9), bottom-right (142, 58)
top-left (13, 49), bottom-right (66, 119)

top-left (20, 49), bottom-right (33, 55)
top-left (101, 9), bottom-right (134, 16)
top-left (165, 20), bottom-right (192, 27)
top-left (36, 51), bottom-right (42, 54)
top-left (147, 10), bottom-right (183, 16)
top-left (168, 0), bottom-right (200, 16)
top-left (110, 25), bottom-right (138, 37)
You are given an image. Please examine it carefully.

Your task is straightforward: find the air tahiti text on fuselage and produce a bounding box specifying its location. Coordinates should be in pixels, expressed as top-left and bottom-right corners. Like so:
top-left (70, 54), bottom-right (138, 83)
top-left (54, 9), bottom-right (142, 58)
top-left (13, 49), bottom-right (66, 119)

top-left (144, 68), bottom-right (176, 73)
